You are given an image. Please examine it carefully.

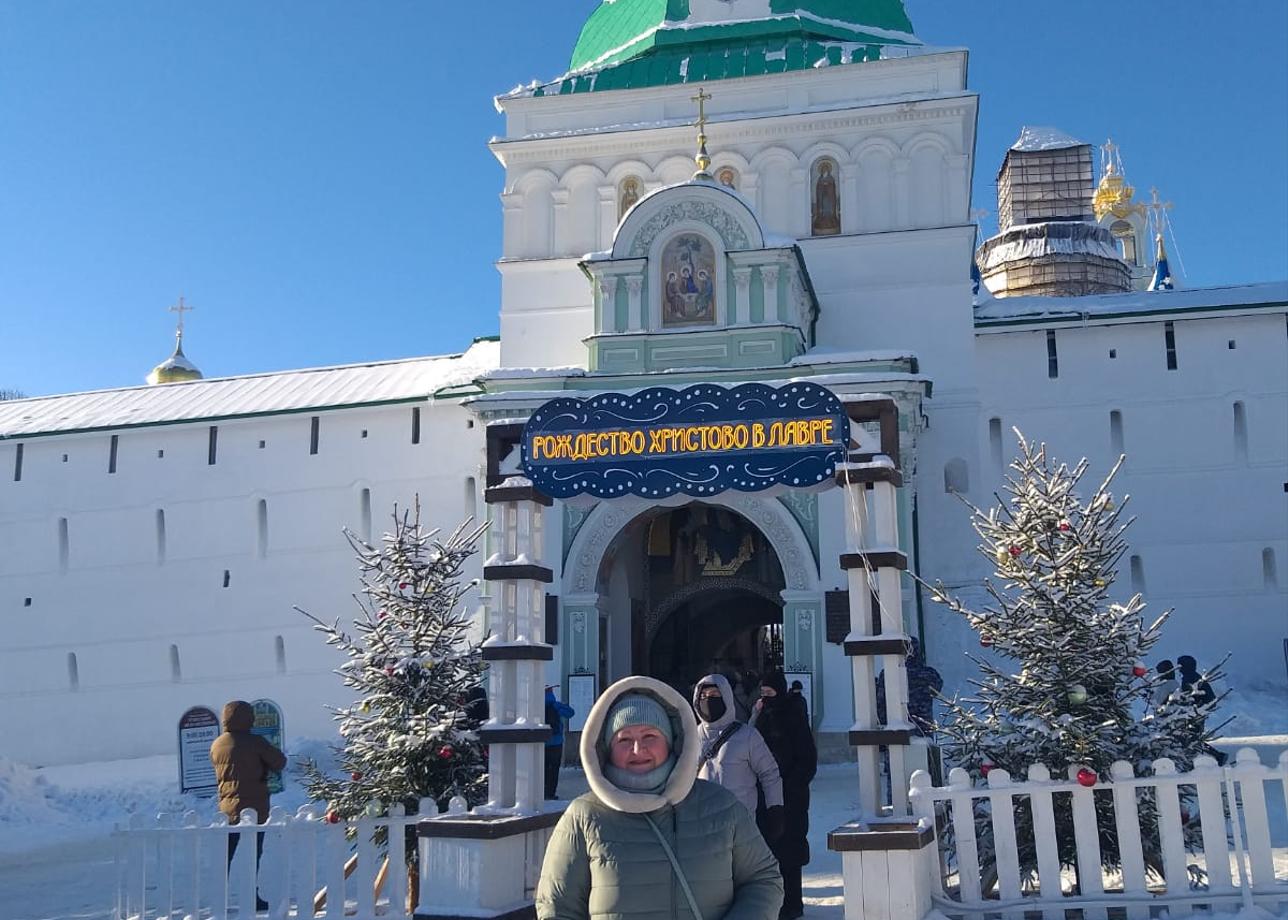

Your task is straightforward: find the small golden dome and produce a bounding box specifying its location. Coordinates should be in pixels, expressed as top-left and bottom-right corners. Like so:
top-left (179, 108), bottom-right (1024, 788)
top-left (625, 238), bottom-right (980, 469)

top-left (147, 331), bottom-right (203, 385)
top-left (1093, 139), bottom-right (1145, 221)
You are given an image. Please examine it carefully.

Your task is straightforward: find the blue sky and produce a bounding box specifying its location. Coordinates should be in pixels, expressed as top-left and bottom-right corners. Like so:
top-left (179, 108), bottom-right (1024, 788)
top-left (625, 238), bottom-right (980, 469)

top-left (2, 1), bottom-right (1285, 397)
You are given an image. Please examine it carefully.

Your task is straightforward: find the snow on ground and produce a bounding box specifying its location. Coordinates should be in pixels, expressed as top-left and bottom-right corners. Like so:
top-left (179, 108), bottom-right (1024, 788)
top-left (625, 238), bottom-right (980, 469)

top-left (2, 745), bottom-right (1286, 919)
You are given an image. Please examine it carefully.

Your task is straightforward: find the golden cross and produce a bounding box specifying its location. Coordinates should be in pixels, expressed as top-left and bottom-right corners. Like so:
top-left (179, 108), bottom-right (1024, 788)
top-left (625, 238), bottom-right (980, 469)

top-left (692, 87), bottom-right (712, 133)
top-left (169, 296), bottom-right (195, 336)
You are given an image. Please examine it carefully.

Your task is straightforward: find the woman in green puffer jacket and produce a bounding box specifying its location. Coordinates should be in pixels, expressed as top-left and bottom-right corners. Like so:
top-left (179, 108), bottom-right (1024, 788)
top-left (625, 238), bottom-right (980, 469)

top-left (536, 676), bottom-right (783, 920)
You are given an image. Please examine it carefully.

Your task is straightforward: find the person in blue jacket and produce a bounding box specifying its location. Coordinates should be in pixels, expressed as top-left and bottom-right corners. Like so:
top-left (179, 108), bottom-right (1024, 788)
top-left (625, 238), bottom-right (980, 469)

top-left (545, 685), bottom-right (576, 799)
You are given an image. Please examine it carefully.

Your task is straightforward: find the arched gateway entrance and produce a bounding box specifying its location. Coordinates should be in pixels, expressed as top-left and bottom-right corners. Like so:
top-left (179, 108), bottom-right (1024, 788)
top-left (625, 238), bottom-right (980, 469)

top-left (602, 503), bottom-right (786, 693)
top-left (561, 491), bottom-right (822, 713)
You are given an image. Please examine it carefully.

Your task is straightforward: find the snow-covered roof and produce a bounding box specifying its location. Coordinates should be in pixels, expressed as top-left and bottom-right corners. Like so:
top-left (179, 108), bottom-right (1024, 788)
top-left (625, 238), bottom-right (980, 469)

top-left (0, 339), bottom-right (500, 440)
top-left (1010, 126), bottom-right (1086, 153)
top-left (974, 281), bottom-right (1288, 325)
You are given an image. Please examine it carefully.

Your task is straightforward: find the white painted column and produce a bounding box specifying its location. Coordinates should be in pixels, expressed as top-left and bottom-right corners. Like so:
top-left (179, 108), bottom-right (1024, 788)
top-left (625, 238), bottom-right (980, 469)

top-left (597, 185), bottom-right (617, 249)
top-left (761, 265), bottom-right (781, 323)
top-left (478, 481), bottom-right (555, 817)
top-left (742, 173), bottom-right (760, 213)
top-left (626, 275), bottom-right (644, 331)
top-left (790, 166), bottom-right (809, 237)
top-left (501, 192), bottom-right (523, 260)
top-left (732, 268), bottom-right (752, 326)
top-left (551, 188), bottom-right (571, 256)
top-left (946, 154), bottom-right (969, 225)
top-left (842, 169), bottom-right (859, 234)
top-left (893, 158), bottom-right (911, 229)
top-left (598, 277), bottom-right (618, 334)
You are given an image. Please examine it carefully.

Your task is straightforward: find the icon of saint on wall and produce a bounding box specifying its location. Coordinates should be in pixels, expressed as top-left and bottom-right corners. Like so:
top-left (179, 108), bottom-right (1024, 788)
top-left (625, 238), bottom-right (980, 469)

top-left (661, 233), bottom-right (717, 327)
top-left (811, 158), bottom-right (841, 236)
top-left (619, 177), bottom-right (642, 220)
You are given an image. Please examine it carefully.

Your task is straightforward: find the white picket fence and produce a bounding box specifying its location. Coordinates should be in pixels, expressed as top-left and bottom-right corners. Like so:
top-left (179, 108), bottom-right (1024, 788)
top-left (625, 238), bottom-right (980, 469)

top-left (113, 800), bottom-right (427, 920)
top-left (909, 748), bottom-right (1288, 918)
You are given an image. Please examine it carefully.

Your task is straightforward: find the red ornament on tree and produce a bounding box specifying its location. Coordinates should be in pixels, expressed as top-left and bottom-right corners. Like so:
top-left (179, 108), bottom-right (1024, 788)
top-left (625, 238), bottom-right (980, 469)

top-left (1058, 521), bottom-right (1071, 532)
top-left (399, 582), bottom-right (408, 589)
top-left (438, 745), bottom-right (454, 760)
top-left (1008, 545), bottom-right (1022, 557)
top-left (1076, 768), bottom-right (1097, 788)
top-left (980, 634), bottom-right (994, 648)
top-left (350, 771), bottom-right (363, 782)
top-left (325, 810), bottom-right (341, 824)
top-left (1132, 665), bottom-right (1148, 678)
top-left (385, 665), bottom-right (396, 676)
top-left (980, 762), bottom-right (994, 777)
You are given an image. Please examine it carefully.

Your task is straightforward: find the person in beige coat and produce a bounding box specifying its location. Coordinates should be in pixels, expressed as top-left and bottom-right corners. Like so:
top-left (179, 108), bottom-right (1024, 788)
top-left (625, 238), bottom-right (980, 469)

top-left (536, 676), bottom-right (782, 920)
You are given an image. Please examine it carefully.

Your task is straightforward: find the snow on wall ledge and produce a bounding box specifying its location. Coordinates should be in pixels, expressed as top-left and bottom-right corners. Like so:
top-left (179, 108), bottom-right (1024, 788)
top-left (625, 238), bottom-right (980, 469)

top-left (975, 280), bottom-right (1288, 323)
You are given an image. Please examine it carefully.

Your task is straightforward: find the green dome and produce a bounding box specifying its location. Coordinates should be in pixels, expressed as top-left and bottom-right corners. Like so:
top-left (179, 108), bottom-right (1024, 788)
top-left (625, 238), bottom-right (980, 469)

top-left (570, 0), bottom-right (917, 73)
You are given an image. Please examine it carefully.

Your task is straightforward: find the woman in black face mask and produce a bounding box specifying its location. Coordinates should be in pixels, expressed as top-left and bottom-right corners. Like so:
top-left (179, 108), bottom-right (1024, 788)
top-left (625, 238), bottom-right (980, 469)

top-left (691, 674), bottom-right (785, 837)
top-left (752, 671), bottom-right (818, 920)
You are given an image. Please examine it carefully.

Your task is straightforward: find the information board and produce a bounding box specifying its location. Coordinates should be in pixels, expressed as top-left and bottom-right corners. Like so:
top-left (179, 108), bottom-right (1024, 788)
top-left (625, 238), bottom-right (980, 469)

top-left (522, 381), bottom-right (849, 501)
top-left (178, 705), bottom-right (220, 796)
top-left (250, 698), bottom-right (285, 795)
top-left (566, 674), bottom-right (597, 733)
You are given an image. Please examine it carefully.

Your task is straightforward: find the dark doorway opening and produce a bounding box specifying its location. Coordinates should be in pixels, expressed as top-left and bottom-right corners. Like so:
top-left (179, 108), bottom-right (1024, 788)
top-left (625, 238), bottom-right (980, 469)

top-left (646, 588), bottom-right (783, 705)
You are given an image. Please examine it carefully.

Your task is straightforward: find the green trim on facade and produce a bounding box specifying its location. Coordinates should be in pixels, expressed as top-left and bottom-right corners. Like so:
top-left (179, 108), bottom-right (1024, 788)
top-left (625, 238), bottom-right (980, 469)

top-left (543, 35), bottom-right (908, 98)
top-left (587, 325), bottom-right (807, 374)
top-left (778, 492), bottom-right (820, 570)
top-left (480, 356), bottom-right (921, 397)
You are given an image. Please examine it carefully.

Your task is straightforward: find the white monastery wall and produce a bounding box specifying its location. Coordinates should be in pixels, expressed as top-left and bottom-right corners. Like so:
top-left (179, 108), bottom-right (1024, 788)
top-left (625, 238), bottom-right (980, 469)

top-left (919, 309), bottom-right (1288, 692)
top-left (0, 399), bottom-right (487, 765)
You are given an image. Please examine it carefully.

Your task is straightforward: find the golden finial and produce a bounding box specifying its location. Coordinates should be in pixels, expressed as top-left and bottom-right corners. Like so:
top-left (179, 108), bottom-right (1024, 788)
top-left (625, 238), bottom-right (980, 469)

top-left (147, 295), bottom-right (203, 385)
top-left (691, 87), bottom-right (712, 178)
top-left (1093, 138), bottom-right (1145, 221)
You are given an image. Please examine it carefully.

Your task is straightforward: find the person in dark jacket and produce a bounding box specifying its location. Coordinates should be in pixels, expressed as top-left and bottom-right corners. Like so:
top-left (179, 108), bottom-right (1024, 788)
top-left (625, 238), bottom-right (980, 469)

top-left (875, 639), bottom-right (943, 736)
top-left (210, 700), bottom-right (287, 910)
top-left (545, 685), bottom-right (575, 799)
top-left (1177, 655), bottom-right (1216, 707)
top-left (463, 683), bottom-right (490, 726)
top-left (752, 671), bottom-right (818, 920)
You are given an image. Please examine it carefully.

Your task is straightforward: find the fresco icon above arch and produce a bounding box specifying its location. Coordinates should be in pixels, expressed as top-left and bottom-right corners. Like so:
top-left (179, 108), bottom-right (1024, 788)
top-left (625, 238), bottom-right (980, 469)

top-left (661, 232), bottom-right (717, 327)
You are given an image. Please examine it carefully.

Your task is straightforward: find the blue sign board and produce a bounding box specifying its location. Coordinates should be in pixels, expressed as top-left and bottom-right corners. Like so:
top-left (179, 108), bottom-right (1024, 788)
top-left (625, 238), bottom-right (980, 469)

top-left (250, 698), bottom-right (285, 795)
top-left (522, 381), bottom-right (849, 500)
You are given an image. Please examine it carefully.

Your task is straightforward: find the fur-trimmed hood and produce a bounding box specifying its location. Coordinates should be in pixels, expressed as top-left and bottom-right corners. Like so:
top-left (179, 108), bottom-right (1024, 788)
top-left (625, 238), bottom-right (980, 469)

top-left (692, 673), bottom-right (738, 732)
top-left (579, 676), bottom-right (701, 814)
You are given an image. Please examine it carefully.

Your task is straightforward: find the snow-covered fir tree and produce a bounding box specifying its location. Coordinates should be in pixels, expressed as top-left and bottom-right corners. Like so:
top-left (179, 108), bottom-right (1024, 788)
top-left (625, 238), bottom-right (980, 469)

top-left (298, 501), bottom-right (488, 837)
top-left (928, 431), bottom-right (1223, 880)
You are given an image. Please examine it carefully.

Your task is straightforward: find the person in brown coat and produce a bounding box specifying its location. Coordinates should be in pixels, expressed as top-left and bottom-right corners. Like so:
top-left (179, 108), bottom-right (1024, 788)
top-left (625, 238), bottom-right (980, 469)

top-left (210, 700), bottom-right (286, 909)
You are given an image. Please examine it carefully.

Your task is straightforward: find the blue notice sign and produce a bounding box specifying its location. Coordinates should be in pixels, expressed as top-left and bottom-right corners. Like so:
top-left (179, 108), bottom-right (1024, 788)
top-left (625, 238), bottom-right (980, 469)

top-left (522, 381), bottom-right (849, 501)
top-left (250, 698), bottom-right (285, 795)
